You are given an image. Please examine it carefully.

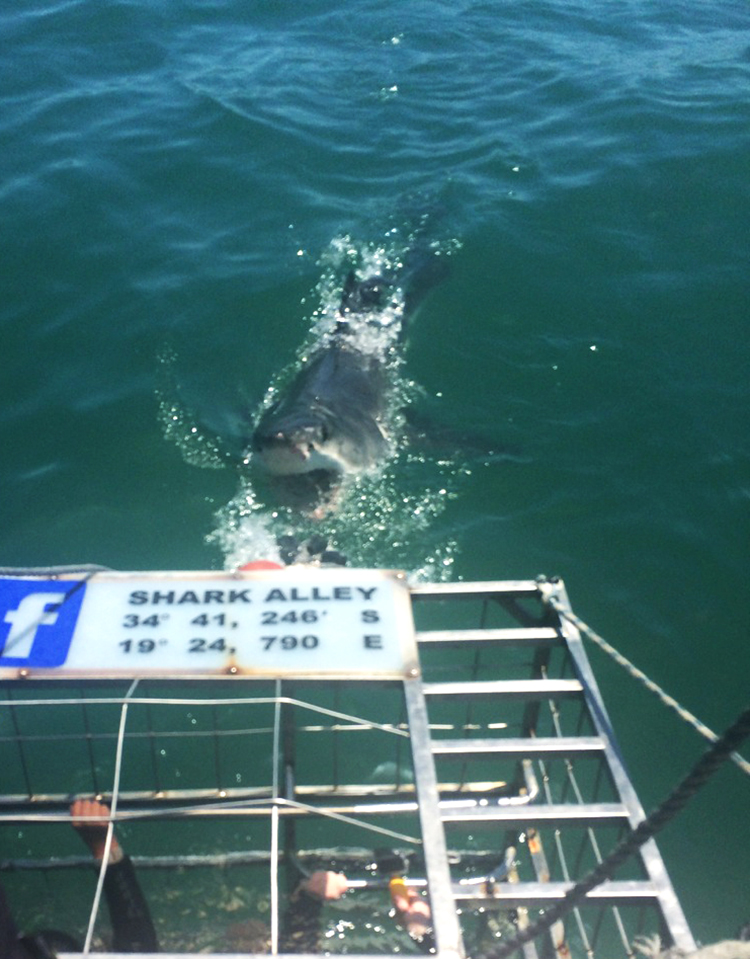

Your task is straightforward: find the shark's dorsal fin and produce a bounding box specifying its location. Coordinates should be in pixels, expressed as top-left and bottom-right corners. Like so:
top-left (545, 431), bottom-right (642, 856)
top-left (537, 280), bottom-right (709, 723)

top-left (339, 271), bottom-right (359, 316)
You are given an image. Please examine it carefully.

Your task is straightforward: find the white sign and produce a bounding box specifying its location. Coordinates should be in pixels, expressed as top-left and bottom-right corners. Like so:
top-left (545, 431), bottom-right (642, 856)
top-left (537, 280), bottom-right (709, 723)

top-left (0, 570), bottom-right (418, 679)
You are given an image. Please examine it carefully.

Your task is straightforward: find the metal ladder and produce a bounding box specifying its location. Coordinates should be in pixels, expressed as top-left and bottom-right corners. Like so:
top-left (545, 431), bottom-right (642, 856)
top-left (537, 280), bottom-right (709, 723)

top-left (405, 577), bottom-right (695, 959)
top-left (0, 572), bottom-right (696, 959)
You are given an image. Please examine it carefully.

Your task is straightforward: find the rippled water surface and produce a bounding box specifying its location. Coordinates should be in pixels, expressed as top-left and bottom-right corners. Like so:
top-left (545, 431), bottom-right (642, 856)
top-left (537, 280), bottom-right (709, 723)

top-left (1, 0), bottom-right (749, 947)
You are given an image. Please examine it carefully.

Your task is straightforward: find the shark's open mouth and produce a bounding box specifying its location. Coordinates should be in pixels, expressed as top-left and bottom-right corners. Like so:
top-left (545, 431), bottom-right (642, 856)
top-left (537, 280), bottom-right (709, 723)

top-left (254, 431), bottom-right (349, 477)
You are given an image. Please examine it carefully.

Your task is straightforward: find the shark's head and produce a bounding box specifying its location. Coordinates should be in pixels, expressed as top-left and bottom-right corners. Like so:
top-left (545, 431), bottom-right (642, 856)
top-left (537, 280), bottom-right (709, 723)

top-left (251, 414), bottom-right (349, 476)
top-left (250, 344), bottom-right (390, 481)
top-left (251, 402), bottom-right (389, 478)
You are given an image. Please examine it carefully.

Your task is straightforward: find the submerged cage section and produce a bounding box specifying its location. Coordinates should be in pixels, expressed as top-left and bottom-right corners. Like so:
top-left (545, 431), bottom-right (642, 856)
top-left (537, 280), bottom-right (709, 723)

top-left (0, 574), bottom-right (694, 958)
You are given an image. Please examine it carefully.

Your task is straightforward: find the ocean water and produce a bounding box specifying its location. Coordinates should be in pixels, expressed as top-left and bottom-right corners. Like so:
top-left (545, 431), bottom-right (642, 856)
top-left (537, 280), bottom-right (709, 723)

top-left (1, 0), bottom-right (749, 948)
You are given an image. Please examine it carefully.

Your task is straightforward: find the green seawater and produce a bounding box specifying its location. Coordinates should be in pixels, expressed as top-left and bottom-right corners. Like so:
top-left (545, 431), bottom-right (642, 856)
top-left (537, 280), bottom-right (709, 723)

top-left (1, 0), bottom-right (748, 949)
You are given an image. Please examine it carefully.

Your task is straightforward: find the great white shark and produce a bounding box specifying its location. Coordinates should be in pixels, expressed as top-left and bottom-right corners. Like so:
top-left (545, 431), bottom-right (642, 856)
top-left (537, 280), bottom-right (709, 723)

top-left (249, 248), bottom-right (447, 507)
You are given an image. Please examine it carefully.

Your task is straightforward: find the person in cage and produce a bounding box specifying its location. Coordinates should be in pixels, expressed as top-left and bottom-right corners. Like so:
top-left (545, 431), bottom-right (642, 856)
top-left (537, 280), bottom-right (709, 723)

top-left (2, 800), bottom-right (431, 957)
top-left (227, 867), bottom-right (433, 954)
top-left (225, 868), bottom-right (351, 953)
top-left (70, 797), bottom-right (159, 953)
top-left (0, 797), bottom-right (158, 957)
top-left (281, 869), bottom-right (350, 952)
top-left (73, 799), bottom-right (351, 954)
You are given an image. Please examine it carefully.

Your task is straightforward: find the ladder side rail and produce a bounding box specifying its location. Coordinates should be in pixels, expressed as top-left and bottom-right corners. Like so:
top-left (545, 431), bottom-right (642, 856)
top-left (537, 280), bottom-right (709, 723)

top-left (403, 677), bottom-right (465, 959)
top-left (550, 582), bottom-right (696, 953)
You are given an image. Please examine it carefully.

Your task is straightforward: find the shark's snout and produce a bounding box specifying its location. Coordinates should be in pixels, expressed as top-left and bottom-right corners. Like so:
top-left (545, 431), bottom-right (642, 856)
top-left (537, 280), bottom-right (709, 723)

top-left (252, 419), bottom-right (342, 476)
top-left (254, 422), bottom-right (326, 454)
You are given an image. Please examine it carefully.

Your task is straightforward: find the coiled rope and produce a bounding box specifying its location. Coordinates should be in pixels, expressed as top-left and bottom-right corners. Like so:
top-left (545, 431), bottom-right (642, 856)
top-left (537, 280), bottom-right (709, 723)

top-left (482, 704), bottom-right (750, 959)
top-left (544, 591), bottom-right (750, 777)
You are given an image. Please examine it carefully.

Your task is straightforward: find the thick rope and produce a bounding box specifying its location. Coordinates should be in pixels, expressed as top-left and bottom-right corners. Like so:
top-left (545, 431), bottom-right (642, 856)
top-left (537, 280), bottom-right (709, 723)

top-left (546, 594), bottom-right (750, 777)
top-left (482, 705), bottom-right (750, 959)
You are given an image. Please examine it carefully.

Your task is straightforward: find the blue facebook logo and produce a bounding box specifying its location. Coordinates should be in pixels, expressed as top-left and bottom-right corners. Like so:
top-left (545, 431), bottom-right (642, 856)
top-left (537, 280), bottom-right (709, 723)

top-left (0, 579), bottom-right (86, 668)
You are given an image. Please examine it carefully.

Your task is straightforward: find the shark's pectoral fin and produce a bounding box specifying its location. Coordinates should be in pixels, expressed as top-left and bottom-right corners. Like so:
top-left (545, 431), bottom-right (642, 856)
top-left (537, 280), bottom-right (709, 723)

top-left (402, 406), bottom-right (525, 463)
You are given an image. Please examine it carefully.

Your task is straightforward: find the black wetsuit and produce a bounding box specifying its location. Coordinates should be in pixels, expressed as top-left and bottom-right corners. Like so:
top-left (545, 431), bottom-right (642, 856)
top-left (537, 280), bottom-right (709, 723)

top-left (4, 864), bottom-right (332, 955)
top-left (101, 855), bottom-right (158, 952)
top-left (2, 856), bottom-right (158, 956)
top-left (279, 885), bottom-right (329, 953)
top-left (1, 882), bottom-right (28, 959)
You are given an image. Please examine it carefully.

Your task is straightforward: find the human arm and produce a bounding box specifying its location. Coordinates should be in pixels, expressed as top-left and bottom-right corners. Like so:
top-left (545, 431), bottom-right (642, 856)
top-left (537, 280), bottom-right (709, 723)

top-left (280, 871), bottom-right (348, 953)
top-left (71, 799), bottom-right (158, 953)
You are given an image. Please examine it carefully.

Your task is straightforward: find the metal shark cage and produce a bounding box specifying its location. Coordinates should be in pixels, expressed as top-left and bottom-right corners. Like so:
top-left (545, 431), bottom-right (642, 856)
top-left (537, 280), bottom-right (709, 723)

top-left (0, 571), bottom-right (695, 959)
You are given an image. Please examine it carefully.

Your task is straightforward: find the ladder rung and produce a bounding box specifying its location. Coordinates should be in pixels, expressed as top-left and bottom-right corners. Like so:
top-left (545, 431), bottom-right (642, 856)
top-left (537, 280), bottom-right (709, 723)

top-left (417, 627), bottom-right (561, 647)
top-left (433, 736), bottom-right (605, 758)
top-left (410, 580), bottom-right (541, 598)
top-left (423, 679), bottom-right (583, 699)
top-left (452, 880), bottom-right (660, 906)
top-left (441, 802), bottom-right (629, 827)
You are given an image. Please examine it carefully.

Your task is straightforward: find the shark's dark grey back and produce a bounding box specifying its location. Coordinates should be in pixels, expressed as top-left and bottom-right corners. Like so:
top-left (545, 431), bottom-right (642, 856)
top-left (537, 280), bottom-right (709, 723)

top-left (250, 219), bottom-right (452, 488)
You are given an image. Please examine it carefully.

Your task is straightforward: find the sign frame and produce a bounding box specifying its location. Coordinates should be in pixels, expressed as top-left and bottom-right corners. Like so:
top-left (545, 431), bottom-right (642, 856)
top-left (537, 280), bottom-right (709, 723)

top-left (0, 569), bottom-right (419, 681)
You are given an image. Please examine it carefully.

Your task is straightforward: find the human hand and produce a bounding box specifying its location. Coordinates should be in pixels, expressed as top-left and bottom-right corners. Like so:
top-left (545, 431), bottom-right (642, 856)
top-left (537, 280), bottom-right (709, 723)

top-left (300, 870), bottom-right (348, 901)
top-left (70, 798), bottom-right (122, 863)
top-left (390, 882), bottom-right (432, 938)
